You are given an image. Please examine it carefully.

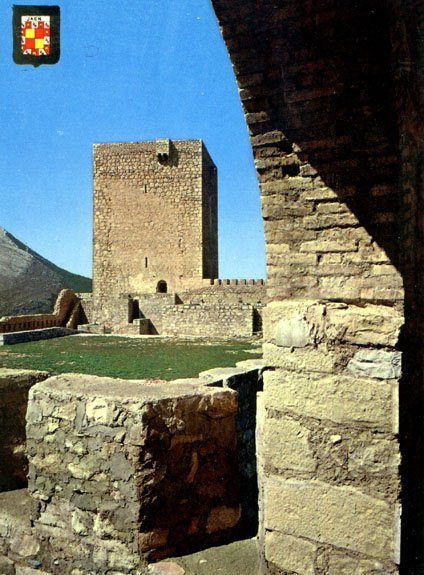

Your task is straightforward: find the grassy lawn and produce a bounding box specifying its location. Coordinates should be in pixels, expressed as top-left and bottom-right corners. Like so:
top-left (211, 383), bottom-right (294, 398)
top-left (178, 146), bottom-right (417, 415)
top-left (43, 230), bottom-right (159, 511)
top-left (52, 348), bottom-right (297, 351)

top-left (0, 335), bottom-right (262, 380)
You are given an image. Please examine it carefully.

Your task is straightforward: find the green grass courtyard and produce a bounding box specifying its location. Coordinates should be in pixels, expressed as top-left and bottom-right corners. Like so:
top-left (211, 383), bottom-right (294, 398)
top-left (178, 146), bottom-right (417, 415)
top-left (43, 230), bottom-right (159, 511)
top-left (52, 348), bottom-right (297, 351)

top-left (0, 335), bottom-right (262, 380)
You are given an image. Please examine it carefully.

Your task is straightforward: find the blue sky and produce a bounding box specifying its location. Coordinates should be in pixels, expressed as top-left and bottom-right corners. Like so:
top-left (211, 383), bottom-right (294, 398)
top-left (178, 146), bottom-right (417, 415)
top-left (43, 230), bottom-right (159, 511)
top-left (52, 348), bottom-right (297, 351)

top-left (0, 0), bottom-right (265, 279)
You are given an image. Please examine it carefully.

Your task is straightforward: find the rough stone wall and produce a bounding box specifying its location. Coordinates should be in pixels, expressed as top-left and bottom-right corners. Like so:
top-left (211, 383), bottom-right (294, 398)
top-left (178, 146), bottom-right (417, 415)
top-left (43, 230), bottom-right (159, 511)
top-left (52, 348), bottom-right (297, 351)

top-left (134, 293), bottom-right (178, 335)
top-left (179, 283), bottom-right (266, 305)
top-left (92, 139), bottom-right (218, 328)
top-left (210, 1), bottom-right (405, 573)
top-left (161, 304), bottom-right (254, 338)
top-left (0, 369), bottom-right (48, 492)
top-left (26, 374), bottom-right (245, 574)
top-left (0, 289), bottom-right (79, 334)
top-left (0, 314), bottom-right (58, 334)
top-left (200, 364), bottom-right (266, 535)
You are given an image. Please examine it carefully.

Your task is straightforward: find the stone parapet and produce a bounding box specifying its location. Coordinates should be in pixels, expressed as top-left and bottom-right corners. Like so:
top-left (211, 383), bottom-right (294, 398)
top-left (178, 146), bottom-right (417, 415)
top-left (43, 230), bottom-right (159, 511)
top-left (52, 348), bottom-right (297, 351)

top-left (25, 373), bottom-right (252, 573)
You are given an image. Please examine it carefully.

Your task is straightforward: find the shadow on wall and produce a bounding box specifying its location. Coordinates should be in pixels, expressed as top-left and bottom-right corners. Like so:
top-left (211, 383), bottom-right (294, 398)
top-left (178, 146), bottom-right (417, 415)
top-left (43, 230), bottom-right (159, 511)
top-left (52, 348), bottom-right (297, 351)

top-left (211, 0), bottom-right (424, 572)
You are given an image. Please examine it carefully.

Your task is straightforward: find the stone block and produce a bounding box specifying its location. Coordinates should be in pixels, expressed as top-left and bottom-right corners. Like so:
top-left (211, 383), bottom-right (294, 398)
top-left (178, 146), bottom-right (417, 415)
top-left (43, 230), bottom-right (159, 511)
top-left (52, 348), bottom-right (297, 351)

top-left (265, 531), bottom-right (316, 575)
top-left (321, 552), bottom-right (393, 574)
top-left (263, 416), bottom-right (316, 473)
top-left (264, 371), bottom-right (397, 432)
top-left (348, 350), bottom-right (402, 380)
top-left (263, 342), bottom-right (340, 373)
top-left (326, 303), bottom-right (403, 347)
top-left (263, 300), bottom-right (325, 345)
top-left (15, 567), bottom-right (51, 575)
top-left (265, 478), bottom-right (397, 560)
top-left (27, 374), bottom-right (241, 572)
top-left (0, 555), bottom-right (14, 575)
top-left (348, 439), bottom-right (400, 476)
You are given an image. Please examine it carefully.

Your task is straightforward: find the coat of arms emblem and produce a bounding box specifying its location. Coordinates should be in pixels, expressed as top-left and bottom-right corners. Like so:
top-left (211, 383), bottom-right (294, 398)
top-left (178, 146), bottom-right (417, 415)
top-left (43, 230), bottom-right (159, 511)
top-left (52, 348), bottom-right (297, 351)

top-left (13, 5), bottom-right (60, 66)
top-left (21, 15), bottom-right (51, 56)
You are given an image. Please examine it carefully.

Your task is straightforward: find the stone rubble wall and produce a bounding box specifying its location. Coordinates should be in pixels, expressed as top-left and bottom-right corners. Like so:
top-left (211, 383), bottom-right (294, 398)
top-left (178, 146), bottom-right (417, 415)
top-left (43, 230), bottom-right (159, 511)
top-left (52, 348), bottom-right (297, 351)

top-left (179, 283), bottom-right (266, 305)
top-left (0, 370), bottom-right (49, 492)
top-left (87, 286), bottom-right (265, 336)
top-left (24, 364), bottom-right (264, 575)
top-left (160, 303), bottom-right (255, 338)
top-left (210, 0), bottom-right (406, 573)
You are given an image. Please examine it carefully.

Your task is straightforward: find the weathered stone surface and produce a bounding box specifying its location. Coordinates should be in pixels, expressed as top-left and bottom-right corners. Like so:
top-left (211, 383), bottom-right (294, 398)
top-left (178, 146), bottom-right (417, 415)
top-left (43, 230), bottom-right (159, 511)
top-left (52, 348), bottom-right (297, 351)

top-left (263, 342), bottom-right (340, 373)
top-left (264, 300), bottom-right (325, 345)
top-left (265, 479), bottom-right (396, 560)
top-left (148, 562), bottom-right (185, 575)
top-left (348, 350), bottom-right (402, 379)
top-left (263, 416), bottom-right (316, 473)
top-left (265, 531), bottom-right (316, 575)
top-left (326, 304), bottom-right (403, 347)
top-left (0, 555), bottom-right (14, 575)
top-left (348, 439), bottom-right (400, 476)
top-left (264, 371), bottom-right (397, 431)
top-left (10, 532), bottom-right (40, 557)
top-left (26, 373), bottom-right (243, 572)
top-left (15, 567), bottom-right (51, 575)
top-left (322, 552), bottom-right (392, 575)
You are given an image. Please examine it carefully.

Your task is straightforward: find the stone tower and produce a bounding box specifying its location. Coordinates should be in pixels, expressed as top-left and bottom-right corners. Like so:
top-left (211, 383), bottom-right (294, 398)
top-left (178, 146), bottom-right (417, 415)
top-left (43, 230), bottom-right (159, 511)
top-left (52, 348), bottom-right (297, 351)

top-left (92, 138), bottom-right (218, 327)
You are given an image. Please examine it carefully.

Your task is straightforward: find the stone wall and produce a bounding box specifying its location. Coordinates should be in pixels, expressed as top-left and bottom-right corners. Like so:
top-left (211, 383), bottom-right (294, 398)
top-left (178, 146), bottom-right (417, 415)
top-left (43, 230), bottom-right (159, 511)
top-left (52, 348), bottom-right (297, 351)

top-left (0, 289), bottom-right (79, 334)
top-left (0, 314), bottom-right (58, 334)
top-left (179, 282), bottom-right (266, 305)
top-left (92, 139), bottom-right (218, 328)
top-left (161, 303), bottom-right (255, 338)
top-left (24, 367), bottom-right (263, 574)
top-left (88, 287), bottom-right (264, 337)
top-left (0, 369), bottom-right (48, 492)
top-left (210, 0), bottom-right (407, 572)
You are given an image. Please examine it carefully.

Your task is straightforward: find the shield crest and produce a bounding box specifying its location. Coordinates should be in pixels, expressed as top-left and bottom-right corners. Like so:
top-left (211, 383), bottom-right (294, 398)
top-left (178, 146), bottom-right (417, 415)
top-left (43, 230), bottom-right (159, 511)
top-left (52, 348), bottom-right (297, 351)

top-left (13, 6), bottom-right (60, 66)
top-left (21, 15), bottom-right (51, 56)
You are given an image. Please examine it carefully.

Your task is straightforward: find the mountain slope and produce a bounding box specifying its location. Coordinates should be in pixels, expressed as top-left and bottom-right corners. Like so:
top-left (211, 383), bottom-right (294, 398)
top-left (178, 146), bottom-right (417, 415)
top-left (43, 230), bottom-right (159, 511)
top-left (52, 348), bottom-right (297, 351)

top-left (0, 227), bottom-right (91, 316)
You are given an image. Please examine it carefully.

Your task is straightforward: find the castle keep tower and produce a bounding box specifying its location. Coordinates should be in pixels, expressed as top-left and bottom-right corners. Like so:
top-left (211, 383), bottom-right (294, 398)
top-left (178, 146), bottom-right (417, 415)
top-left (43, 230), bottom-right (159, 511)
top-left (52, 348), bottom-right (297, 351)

top-left (92, 138), bottom-right (218, 327)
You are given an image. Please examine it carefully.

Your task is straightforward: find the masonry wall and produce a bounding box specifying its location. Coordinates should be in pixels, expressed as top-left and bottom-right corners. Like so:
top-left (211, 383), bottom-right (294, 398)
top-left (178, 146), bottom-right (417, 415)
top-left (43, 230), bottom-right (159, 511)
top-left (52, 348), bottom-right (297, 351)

top-left (25, 371), bottom-right (265, 574)
top-left (92, 139), bottom-right (218, 330)
top-left (210, 1), bottom-right (407, 573)
top-left (161, 304), bottom-right (255, 338)
top-left (0, 289), bottom-right (79, 334)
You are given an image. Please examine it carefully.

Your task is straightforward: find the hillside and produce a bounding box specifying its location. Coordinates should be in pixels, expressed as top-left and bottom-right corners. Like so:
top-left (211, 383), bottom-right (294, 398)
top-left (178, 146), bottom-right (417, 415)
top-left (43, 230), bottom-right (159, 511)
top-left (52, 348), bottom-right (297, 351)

top-left (0, 227), bottom-right (91, 316)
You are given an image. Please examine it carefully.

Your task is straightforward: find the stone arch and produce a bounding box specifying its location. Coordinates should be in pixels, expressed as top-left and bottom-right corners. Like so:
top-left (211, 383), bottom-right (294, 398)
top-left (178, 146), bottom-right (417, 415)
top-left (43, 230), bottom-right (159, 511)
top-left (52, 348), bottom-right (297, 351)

top-left (210, 1), bottom-right (424, 573)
